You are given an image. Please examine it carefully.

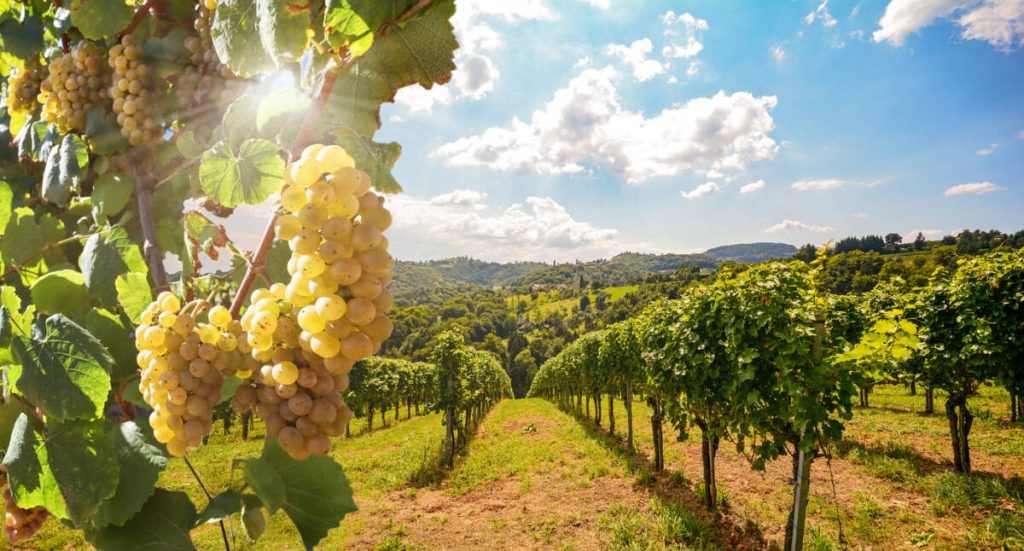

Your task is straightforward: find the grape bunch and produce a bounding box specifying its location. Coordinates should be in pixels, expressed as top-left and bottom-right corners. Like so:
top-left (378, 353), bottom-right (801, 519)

top-left (109, 35), bottom-right (161, 146)
top-left (0, 469), bottom-right (49, 544)
top-left (234, 143), bottom-right (395, 459)
top-left (176, 0), bottom-right (243, 117)
top-left (136, 292), bottom-right (256, 457)
top-left (39, 40), bottom-right (109, 133)
top-left (4, 56), bottom-right (44, 115)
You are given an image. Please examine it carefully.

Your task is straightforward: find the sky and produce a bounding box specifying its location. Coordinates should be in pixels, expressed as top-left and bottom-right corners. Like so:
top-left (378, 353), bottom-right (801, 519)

top-left (365, 0), bottom-right (1024, 263)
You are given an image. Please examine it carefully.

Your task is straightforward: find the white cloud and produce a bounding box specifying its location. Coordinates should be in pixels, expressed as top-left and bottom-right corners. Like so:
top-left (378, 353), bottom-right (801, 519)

top-left (791, 178), bottom-right (845, 190)
top-left (944, 181), bottom-right (1002, 195)
top-left (680, 182), bottom-right (720, 199)
top-left (662, 11), bottom-right (709, 59)
top-left (806, 0), bottom-right (838, 27)
top-left (765, 219), bottom-right (834, 233)
top-left (740, 180), bottom-right (766, 194)
top-left (852, 4), bottom-right (863, 17)
top-left (905, 228), bottom-right (944, 240)
top-left (977, 143), bottom-right (998, 155)
top-left (393, 84), bottom-right (453, 115)
top-left (579, 0), bottom-right (611, 9)
top-left (850, 29), bottom-right (866, 39)
top-left (387, 192), bottom-right (630, 262)
top-left (605, 39), bottom-right (667, 81)
top-left (434, 67), bottom-right (779, 184)
top-left (873, 0), bottom-right (1024, 50)
top-left (771, 44), bottom-right (787, 63)
top-left (686, 60), bottom-right (702, 77)
top-left (851, 212), bottom-right (870, 219)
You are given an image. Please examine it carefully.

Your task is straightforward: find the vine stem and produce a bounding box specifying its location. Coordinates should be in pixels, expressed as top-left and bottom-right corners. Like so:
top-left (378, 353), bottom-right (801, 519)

top-left (118, 0), bottom-right (160, 39)
top-left (134, 165), bottom-right (171, 293)
top-left (228, 0), bottom-right (435, 317)
top-left (0, 233), bottom-right (97, 281)
top-left (184, 455), bottom-right (231, 551)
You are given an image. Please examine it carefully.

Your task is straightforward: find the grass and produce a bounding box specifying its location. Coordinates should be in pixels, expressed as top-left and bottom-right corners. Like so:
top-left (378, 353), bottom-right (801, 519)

top-left (507, 285), bottom-right (639, 321)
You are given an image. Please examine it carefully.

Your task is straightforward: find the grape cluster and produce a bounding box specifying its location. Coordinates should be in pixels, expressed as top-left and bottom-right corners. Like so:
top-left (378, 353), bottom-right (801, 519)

top-left (176, 0), bottom-right (243, 116)
top-left (136, 292), bottom-right (256, 457)
top-left (4, 57), bottom-right (44, 115)
top-left (39, 40), bottom-right (109, 133)
top-left (0, 469), bottom-right (49, 544)
top-left (233, 143), bottom-right (394, 459)
top-left (109, 35), bottom-right (161, 146)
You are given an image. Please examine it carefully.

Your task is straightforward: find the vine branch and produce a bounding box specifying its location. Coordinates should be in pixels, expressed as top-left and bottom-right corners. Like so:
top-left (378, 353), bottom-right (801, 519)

top-left (0, 233), bottom-right (95, 282)
top-left (118, 0), bottom-right (161, 39)
top-left (228, 0), bottom-right (435, 317)
top-left (184, 455), bottom-right (231, 551)
top-left (134, 164), bottom-right (171, 293)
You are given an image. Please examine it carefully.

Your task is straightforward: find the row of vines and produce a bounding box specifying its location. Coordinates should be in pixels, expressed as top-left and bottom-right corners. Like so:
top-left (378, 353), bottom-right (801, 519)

top-left (0, 0), bottom-right (461, 548)
top-left (528, 250), bottom-right (1024, 549)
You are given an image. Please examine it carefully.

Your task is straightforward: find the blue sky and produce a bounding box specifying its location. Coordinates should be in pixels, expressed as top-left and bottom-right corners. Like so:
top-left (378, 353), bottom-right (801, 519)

top-left (373, 0), bottom-right (1024, 262)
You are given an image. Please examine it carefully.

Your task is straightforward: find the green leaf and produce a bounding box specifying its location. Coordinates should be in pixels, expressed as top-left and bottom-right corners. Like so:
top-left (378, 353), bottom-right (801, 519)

top-left (29, 269), bottom-right (91, 319)
top-left (91, 172), bottom-right (134, 223)
top-left (85, 308), bottom-right (138, 382)
top-left (193, 491), bottom-right (261, 527)
top-left (42, 134), bottom-right (89, 207)
top-left (199, 139), bottom-right (285, 207)
top-left (357, 0), bottom-right (456, 91)
top-left (79, 229), bottom-right (148, 307)
top-left (324, 68), bottom-right (393, 137)
top-left (182, 211), bottom-right (229, 280)
top-left (46, 418), bottom-right (119, 522)
top-left (335, 128), bottom-right (402, 193)
top-left (86, 106), bottom-right (129, 155)
top-left (70, 0), bottom-right (133, 40)
top-left (116, 272), bottom-right (153, 324)
top-left (244, 438), bottom-right (357, 550)
top-left (257, 87), bottom-right (311, 143)
top-left (0, 207), bottom-right (45, 267)
top-left (222, 94), bottom-right (260, 150)
top-left (85, 490), bottom-right (197, 551)
top-left (0, 14), bottom-right (45, 58)
top-left (323, 0), bottom-right (373, 55)
top-left (332, 0), bottom-right (418, 37)
top-left (0, 398), bottom-right (30, 454)
top-left (210, 0), bottom-right (275, 77)
top-left (242, 501), bottom-right (267, 541)
top-left (85, 419), bottom-right (169, 529)
top-left (0, 181), bottom-right (13, 235)
top-left (12, 314), bottom-right (112, 421)
top-left (256, 0), bottom-right (311, 66)
top-left (1, 413), bottom-right (70, 519)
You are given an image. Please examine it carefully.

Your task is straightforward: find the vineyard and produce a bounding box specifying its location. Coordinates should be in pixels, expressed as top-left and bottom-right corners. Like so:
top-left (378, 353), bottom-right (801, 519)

top-left (1, 0), bottom-right (1023, 549)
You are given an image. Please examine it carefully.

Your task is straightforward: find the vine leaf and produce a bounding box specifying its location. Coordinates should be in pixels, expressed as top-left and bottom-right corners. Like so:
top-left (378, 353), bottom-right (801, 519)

top-left (42, 134), bottom-right (89, 208)
top-left (0, 207), bottom-right (45, 268)
top-left (2, 414), bottom-right (70, 519)
top-left (84, 309), bottom-right (138, 382)
top-left (29, 269), bottom-right (91, 320)
top-left (244, 438), bottom-right (357, 550)
top-left (199, 139), bottom-right (285, 208)
top-left (79, 228), bottom-right (148, 307)
top-left (193, 491), bottom-right (262, 527)
top-left (256, 0), bottom-right (311, 66)
top-left (358, 0), bottom-right (457, 91)
top-left (257, 88), bottom-right (311, 143)
top-left (91, 173), bottom-right (134, 223)
top-left (84, 490), bottom-right (197, 551)
top-left (85, 106), bottom-right (129, 155)
top-left (210, 0), bottom-right (276, 78)
top-left (69, 0), bottom-right (133, 40)
top-left (115, 272), bottom-right (153, 324)
top-left (222, 95), bottom-right (261, 151)
top-left (324, 69), bottom-right (394, 138)
top-left (0, 181), bottom-right (12, 236)
top-left (84, 419), bottom-right (169, 529)
top-left (11, 314), bottom-right (112, 422)
top-left (46, 418), bottom-right (120, 523)
top-left (323, 0), bottom-right (374, 55)
top-left (183, 211), bottom-right (229, 281)
top-left (335, 128), bottom-right (402, 193)
top-left (0, 14), bottom-right (45, 58)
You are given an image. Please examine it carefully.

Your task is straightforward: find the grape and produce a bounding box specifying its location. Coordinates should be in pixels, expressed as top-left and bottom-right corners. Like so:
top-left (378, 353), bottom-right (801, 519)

top-left (39, 41), bottom-right (109, 133)
top-left (173, 0), bottom-right (244, 120)
top-left (4, 56), bottom-right (44, 115)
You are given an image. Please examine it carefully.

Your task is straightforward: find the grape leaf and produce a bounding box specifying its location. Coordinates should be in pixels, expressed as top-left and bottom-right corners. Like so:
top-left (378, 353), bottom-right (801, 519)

top-left (29, 269), bottom-right (91, 319)
top-left (324, 68), bottom-right (393, 138)
top-left (11, 314), bottom-right (112, 421)
top-left (69, 0), bottom-right (133, 40)
top-left (323, 0), bottom-right (373, 55)
top-left (91, 172), bottom-right (133, 223)
top-left (193, 491), bottom-right (262, 527)
top-left (42, 134), bottom-right (89, 207)
top-left (86, 106), bottom-right (129, 155)
top-left (182, 211), bottom-right (229, 281)
top-left (357, 0), bottom-right (456, 91)
top-left (2, 413), bottom-right (70, 519)
top-left (221, 94), bottom-right (261, 151)
top-left (115, 272), bottom-right (153, 324)
top-left (256, 0), bottom-right (311, 66)
top-left (84, 419), bottom-right (169, 529)
top-left (199, 139), bottom-right (285, 207)
top-left (244, 438), bottom-right (357, 550)
top-left (0, 180), bottom-right (12, 235)
top-left (0, 207), bottom-right (45, 267)
top-left (334, 128), bottom-right (402, 193)
top-left (79, 228), bottom-right (148, 307)
top-left (84, 308), bottom-right (138, 382)
top-left (0, 14), bottom-right (45, 58)
top-left (85, 490), bottom-right (197, 551)
top-left (257, 88), bottom-right (310, 143)
top-left (46, 418), bottom-right (119, 523)
top-left (211, 0), bottom-right (275, 78)
top-left (242, 501), bottom-right (267, 541)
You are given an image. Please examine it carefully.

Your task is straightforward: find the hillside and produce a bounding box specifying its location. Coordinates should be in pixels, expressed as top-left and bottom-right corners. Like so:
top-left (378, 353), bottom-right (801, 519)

top-left (390, 258), bottom-right (550, 305)
top-left (704, 242), bottom-right (797, 262)
top-left (510, 252), bottom-right (718, 288)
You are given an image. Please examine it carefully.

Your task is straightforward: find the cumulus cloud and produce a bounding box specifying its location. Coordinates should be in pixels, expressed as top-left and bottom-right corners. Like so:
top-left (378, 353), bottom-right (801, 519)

top-left (944, 181), bottom-right (1002, 195)
top-left (851, 212), bottom-right (870, 219)
top-left (386, 192), bottom-right (632, 262)
top-left (579, 0), bottom-right (611, 9)
top-left (977, 143), bottom-right (998, 155)
top-left (662, 11), bottom-right (709, 59)
top-left (873, 0), bottom-right (1024, 50)
top-left (765, 220), bottom-right (834, 233)
top-left (433, 67), bottom-right (779, 184)
top-left (740, 180), bottom-right (766, 194)
top-left (791, 178), bottom-right (844, 190)
top-left (680, 182), bottom-right (720, 199)
top-left (806, 0), bottom-right (838, 27)
top-left (771, 44), bottom-right (787, 63)
top-left (605, 39), bottom-right (667, 81)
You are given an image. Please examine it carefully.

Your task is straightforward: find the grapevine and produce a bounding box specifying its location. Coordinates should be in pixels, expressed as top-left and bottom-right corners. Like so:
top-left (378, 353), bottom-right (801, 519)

top-left (108, 35), bottom-right (161, 146)
top-left (3, 56), bottom-right (43, 115)
top-left (38, 40), bottom-right (109, 133)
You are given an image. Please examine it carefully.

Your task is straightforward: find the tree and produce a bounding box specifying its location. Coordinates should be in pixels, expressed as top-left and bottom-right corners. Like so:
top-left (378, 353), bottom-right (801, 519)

top-left (884, 233), bottom-right (903, 252)
top-left (794, 243), bottom-right (818, 262)
top-left (914, 232), bottom-right (927, 251)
